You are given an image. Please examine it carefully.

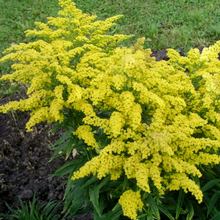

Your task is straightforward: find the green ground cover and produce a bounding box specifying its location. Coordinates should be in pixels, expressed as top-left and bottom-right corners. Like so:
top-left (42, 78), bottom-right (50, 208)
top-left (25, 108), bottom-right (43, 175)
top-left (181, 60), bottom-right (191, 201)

top-left (1, 0), bottom-right (220, 52)
top-left (0, 0), bottom-right (58, 52)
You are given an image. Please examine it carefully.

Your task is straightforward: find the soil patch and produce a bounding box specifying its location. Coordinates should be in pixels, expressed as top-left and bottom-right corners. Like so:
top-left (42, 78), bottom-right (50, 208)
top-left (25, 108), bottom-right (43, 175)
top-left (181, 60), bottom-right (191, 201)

top-left (0, 97), bottom-right (65, 213)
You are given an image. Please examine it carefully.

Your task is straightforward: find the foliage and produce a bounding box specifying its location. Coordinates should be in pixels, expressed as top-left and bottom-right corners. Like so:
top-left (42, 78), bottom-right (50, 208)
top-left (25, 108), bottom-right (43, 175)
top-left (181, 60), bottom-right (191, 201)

top-left (1, 197), bottom-right (61, 220)
top-left (1, 0), bottom-right (220, 219)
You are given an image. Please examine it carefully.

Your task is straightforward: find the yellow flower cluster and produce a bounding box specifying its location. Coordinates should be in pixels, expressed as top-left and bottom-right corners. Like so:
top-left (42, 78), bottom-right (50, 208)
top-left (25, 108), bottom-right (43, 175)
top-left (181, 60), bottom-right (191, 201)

top-left (75, 125), bottom-right (98, 149)
top-left (119, 190), bottom-right (143, 220)
top-left (1, 0), bottom-right (220, 219)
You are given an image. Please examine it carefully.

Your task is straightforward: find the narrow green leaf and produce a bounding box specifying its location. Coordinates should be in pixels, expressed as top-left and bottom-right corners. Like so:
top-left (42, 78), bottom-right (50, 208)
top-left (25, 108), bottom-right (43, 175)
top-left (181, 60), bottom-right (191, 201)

top-left (202, 179), bottom-right (220, 192)
top-left (94, 203), bottom-right (122, 220)
top-left (149, 197), bottom-right (160, 220)
top-left (175, 189), bottom-right (184, 219)
top-left (63, 179), bottom-right (89, 217)
top-left (53, 157), bottom-right (85, 176)
top-left (81, 176), bottom-right (97, 189)
top-left (89, 187), bottom-right (102, 217)
top-left (159, 206), bottom-right (175, 220)
top-left (89, 178), bottom-right (108, 217)
top-left (186, 202), bottom-right (194, 220)
top-left (211, 211), bottom-right (220, 220)
top-left (207, 192), bottom-right (220, 216)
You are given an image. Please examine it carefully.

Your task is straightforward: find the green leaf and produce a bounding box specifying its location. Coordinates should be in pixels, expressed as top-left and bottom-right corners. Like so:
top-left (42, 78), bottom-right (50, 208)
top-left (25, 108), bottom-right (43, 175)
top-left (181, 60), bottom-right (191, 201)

top-left (149, 197), bottom-right (160, 220)
top-left (50, 129), bottom-right (74, 161)
top-left (89, 188), bottom-right (102, 217)
top-left (175, 189), bottom-right (184, 219)
top-left (81, 176), bottom-right (97, 189)
top-left (53, 157), bottom-right (86, 177)
top-left (89, 178), bottom-right (109, 217)
top-left (159, 206), bottom-right (175, 220)
top-left (207, 192), bottom-right (220, 216)
top-left (212, 211), bottom-right (220, 220)
top-left (93, 203), bottom-right (122, 220)
top-left (63, 179), bottom-right (90, 217)
top-left (202, 179), bottom-right (220, 193)
top-left (186, 202), bottom-right (194, 220)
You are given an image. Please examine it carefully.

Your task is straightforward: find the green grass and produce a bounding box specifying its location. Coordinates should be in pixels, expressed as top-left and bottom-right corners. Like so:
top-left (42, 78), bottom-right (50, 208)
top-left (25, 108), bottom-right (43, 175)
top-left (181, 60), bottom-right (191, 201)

top-left (0, 0), bottom-right (58, 52)
top-left (74, 0), bottom-right (220, 51)
top-left (0, 0), bottom-right (220, 53)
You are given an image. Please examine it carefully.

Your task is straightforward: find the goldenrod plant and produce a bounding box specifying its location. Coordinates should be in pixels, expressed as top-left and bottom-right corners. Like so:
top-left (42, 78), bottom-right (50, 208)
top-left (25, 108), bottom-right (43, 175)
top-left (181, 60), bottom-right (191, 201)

top-left (1, 0), bottom-right (220, 219)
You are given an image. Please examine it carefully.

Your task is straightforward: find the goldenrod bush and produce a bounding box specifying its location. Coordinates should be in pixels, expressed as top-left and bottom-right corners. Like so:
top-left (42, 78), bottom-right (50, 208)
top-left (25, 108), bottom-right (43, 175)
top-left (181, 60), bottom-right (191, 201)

top-left (1, 0), bottom-right (220, 219)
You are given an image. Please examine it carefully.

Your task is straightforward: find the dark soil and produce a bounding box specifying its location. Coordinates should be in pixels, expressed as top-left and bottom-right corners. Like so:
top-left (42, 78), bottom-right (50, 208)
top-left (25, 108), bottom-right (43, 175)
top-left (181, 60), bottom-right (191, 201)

top-left (151, 48), bottom-right (185, 60)
top-left (0, 97), bottom-right (65, 211)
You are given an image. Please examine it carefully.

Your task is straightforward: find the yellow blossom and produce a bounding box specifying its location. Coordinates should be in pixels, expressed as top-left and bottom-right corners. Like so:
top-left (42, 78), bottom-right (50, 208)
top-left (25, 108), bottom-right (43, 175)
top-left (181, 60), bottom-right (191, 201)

top-left (75, 125), bottom-right (98, 149)
top-left (119, 190), bottom-right (143, 220)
